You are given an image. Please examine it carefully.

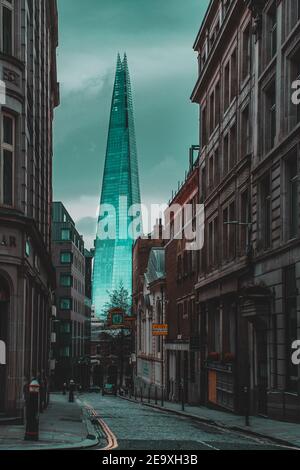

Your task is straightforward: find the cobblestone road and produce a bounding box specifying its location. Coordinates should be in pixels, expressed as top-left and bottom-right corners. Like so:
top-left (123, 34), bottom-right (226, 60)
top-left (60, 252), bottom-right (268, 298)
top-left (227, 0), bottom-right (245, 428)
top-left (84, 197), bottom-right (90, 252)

top-left (82, 394), bottom-right (291, 450)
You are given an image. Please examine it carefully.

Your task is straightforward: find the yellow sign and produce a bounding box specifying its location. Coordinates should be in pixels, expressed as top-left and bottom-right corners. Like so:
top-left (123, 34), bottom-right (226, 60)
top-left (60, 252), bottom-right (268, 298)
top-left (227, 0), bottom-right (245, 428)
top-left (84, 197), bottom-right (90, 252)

top-left (152, 324), bottom-right (168, 336)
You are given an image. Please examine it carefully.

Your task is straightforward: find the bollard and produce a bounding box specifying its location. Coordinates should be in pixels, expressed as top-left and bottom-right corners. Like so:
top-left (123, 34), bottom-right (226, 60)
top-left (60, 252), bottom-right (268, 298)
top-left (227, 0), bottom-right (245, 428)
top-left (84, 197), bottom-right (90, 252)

top-left (161, 387), bottom-right (164, 407)
top-left (148, 387), bottom-right (151, 404)
top-left (244, 386), bottom-right (250, 426)
top-left (24, 379), bottom-right (40, 441)
top-left (134, 387), bottom-right (137, 401)
top-left (155, 386), bottom-right (158, 405)
top-left (69, 379), bottom-right (75, 403)
top-left (181, 383), bottom-right (185, 412)
top-left (140, 387), bottom-right (143, 403)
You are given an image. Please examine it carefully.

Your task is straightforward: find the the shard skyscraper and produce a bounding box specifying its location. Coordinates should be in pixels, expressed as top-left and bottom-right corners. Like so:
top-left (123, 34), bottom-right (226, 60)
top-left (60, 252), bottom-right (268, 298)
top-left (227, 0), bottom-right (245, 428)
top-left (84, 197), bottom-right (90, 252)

top-left (92, 54), bottom-right (142, 318)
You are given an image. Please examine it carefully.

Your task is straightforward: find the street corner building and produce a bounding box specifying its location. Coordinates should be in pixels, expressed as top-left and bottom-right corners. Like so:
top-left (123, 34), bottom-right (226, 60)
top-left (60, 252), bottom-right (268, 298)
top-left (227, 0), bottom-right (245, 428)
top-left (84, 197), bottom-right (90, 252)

top-left (92, 54), bottom-right (142, 319)
top-left (0, 0), bottom-right (59, 417)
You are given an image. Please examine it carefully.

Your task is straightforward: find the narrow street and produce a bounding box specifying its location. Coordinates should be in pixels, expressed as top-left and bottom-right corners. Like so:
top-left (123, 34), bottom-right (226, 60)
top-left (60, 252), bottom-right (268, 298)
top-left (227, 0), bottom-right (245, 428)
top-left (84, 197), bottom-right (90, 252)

top-left (81, 394), bottom-right (291, 451)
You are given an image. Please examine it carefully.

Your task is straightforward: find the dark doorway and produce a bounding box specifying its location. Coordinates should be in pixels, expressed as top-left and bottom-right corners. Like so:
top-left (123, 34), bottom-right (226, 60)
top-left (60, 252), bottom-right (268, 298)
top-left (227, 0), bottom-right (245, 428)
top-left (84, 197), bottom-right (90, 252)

top-left (256, 325), bottom-right (268, 416)
top-left (0, 278), bottom-right (9, 413)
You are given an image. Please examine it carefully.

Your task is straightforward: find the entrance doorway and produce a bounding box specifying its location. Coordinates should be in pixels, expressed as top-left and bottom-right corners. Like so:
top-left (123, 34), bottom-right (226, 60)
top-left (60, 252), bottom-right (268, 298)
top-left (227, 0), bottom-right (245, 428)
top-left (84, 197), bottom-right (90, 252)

top-left (0, 278), bottom-right (9, 412)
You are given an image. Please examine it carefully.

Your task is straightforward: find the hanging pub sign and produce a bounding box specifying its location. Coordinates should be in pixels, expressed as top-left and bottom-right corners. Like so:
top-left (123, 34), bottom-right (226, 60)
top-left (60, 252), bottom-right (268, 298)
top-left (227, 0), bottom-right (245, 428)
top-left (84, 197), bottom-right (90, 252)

top-left (108, 307), bottom-right (125, 327)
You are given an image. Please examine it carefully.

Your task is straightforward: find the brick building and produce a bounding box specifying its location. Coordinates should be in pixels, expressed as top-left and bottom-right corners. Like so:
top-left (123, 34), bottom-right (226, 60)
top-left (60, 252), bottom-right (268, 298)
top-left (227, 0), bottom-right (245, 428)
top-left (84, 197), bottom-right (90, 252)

top-left (0, 0), bottom-right (59, 417)
top-left (164, 156), bottom-right (200, 404)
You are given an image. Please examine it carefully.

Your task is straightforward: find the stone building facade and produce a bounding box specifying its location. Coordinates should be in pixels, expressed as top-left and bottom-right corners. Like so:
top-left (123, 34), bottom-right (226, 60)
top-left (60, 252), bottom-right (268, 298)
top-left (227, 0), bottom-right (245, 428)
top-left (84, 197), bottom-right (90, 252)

top-left (0, 0), bottom-right (59, 417)
top-left (245, 0), bottom-right (300, 421)
top-left (191, 0), bottom-right (253, 414)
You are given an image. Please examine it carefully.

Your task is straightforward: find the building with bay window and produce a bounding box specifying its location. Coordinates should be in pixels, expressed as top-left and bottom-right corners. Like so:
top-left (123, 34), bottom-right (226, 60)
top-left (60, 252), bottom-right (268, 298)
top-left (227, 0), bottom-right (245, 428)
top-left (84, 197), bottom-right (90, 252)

top-left (0, 0), bottom-right (59, 418)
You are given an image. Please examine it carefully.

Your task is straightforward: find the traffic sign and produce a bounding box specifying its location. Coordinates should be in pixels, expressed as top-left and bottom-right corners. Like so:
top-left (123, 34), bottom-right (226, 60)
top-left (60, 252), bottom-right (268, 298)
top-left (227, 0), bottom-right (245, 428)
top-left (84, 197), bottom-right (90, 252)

top-left (152, 324), bottom-right (168, 336)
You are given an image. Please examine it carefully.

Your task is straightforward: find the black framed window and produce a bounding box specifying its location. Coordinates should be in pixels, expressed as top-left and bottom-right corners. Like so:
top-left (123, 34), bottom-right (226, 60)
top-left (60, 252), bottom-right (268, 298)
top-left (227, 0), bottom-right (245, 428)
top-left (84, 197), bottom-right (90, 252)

top-left (1, 113), bottom-right (14, 206)
top-left (2, 1), bottom-right (13, 56)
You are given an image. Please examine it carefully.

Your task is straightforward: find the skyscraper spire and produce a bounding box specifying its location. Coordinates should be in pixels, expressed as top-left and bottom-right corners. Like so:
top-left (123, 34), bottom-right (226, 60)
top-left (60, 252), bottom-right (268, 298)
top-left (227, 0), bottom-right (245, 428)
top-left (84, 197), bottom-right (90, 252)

top-left (92, 54), bottom-right (142, 318)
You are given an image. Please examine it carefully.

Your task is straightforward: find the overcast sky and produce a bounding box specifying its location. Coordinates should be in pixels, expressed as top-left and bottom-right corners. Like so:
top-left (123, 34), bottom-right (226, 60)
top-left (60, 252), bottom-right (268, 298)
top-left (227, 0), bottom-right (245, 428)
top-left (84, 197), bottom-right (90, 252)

top-left (53, 0), bottom-right (210, 248)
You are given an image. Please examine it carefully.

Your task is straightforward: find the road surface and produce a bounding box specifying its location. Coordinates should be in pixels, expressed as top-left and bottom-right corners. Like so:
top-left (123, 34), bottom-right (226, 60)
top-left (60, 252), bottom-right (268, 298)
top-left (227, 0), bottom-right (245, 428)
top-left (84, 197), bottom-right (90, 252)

top-left (80, 394), bottom-right (291, 451)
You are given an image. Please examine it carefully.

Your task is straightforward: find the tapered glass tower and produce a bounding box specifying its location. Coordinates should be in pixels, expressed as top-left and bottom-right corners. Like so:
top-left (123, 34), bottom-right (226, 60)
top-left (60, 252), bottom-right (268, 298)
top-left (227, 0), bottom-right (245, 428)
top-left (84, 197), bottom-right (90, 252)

top-left (92, 54), bottom-right (142, 318)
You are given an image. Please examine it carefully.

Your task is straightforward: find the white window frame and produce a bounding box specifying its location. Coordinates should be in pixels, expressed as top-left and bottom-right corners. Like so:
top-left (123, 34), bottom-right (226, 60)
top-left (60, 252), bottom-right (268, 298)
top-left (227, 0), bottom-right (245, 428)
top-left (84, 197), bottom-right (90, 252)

top-left (0, 112), bottom-right (15, 206)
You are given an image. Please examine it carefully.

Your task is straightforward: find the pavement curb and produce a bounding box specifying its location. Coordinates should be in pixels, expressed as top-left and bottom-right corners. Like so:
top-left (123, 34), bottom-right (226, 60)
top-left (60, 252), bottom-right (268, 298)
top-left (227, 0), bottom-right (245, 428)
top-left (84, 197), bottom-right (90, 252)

top-left (118, 394), bottom-right (300, 450)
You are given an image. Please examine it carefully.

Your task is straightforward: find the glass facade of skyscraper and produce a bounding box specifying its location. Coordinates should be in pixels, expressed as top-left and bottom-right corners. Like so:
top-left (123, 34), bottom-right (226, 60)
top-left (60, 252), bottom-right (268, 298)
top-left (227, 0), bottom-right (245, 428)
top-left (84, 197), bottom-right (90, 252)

top-left (92, 54), bottom-right (141, 318)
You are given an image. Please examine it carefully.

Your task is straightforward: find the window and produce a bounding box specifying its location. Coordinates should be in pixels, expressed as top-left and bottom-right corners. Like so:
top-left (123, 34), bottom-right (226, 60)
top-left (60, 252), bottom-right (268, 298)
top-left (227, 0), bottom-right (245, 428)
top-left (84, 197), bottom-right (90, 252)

top-left (1, 1), bottom-right (13, 56)
top-left (286, 152), bottom-right (298, 240)
top-left (261, 174), bottom-right (272, 249)
top-left (224, 62), bottom-right (230, 111)
top-left (284, 265), bottom-right (298, 392)
top-left (240, 190), bottom-right (250, 254)
top-left (241, 105), bottom-right (250, 157)
top-left (60, 251), bottom-right (72, 264)
top-left (215, 82), bottom-right (220, 126)
top-left (228, 202), bottom-right (236, 259)
top-left (230, 49), bottom-right (237, 100)
top-left (209, 155), bottom-right (214, 191)
top-left (223, 208), bottom-right (229, 261)
top-left (201, 166), bottom-right (206, 202)
top-left (201, 106), bottom-right (207, 147)
top-left (60, 347), bottom-right (70, 358)
top-left (60, 274), bottom-right (73, 288)
top-left (209, 91), bottom-right (215, 135)
top-left (267, 2), bottom-right (277, 61)
top-left (60, 298), bottom-right (72, 310)
top-left (223, 133), bottom-right (229, 176)
top-left (229, 125), bottom-right (237, 169)
top-left (60, 322), bottom-right (71, 334)
top-left (61, 228), bottom-right (71, 241)
top-left (1, 113), bottom-right (14, 206)
top-left (242, 24), bottom-right (251, 80)
top-left (264, 80), bottom-right (276, 152)
top-left (208, 305), bottom-right (220, 353)
top-left (214, 149), bottom-right (220, 186)
top-left (208, 217), bottom-right (218, 268)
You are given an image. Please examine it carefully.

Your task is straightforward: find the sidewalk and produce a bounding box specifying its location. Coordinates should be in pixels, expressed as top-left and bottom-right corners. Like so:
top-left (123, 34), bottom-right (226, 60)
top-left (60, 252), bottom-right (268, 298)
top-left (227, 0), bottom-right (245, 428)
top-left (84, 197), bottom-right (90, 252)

top-left (121, 395), bottom-right (300, 449)
top-left (0, 394), bottom-right (100, 450)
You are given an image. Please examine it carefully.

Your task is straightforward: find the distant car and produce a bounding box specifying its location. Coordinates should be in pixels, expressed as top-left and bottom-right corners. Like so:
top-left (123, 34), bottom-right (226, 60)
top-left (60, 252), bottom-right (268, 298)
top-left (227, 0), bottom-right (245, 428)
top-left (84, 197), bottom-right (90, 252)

top-left (89, 385), bottom-right (101, 393)
top-left (102, 383), bottom-right (117, 396)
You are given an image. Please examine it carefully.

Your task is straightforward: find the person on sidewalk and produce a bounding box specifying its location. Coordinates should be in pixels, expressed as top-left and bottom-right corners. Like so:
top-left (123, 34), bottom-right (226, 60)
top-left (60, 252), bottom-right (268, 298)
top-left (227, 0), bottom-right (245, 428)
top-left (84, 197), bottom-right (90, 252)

top-left (69, 379), bottom-right (75, 403)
